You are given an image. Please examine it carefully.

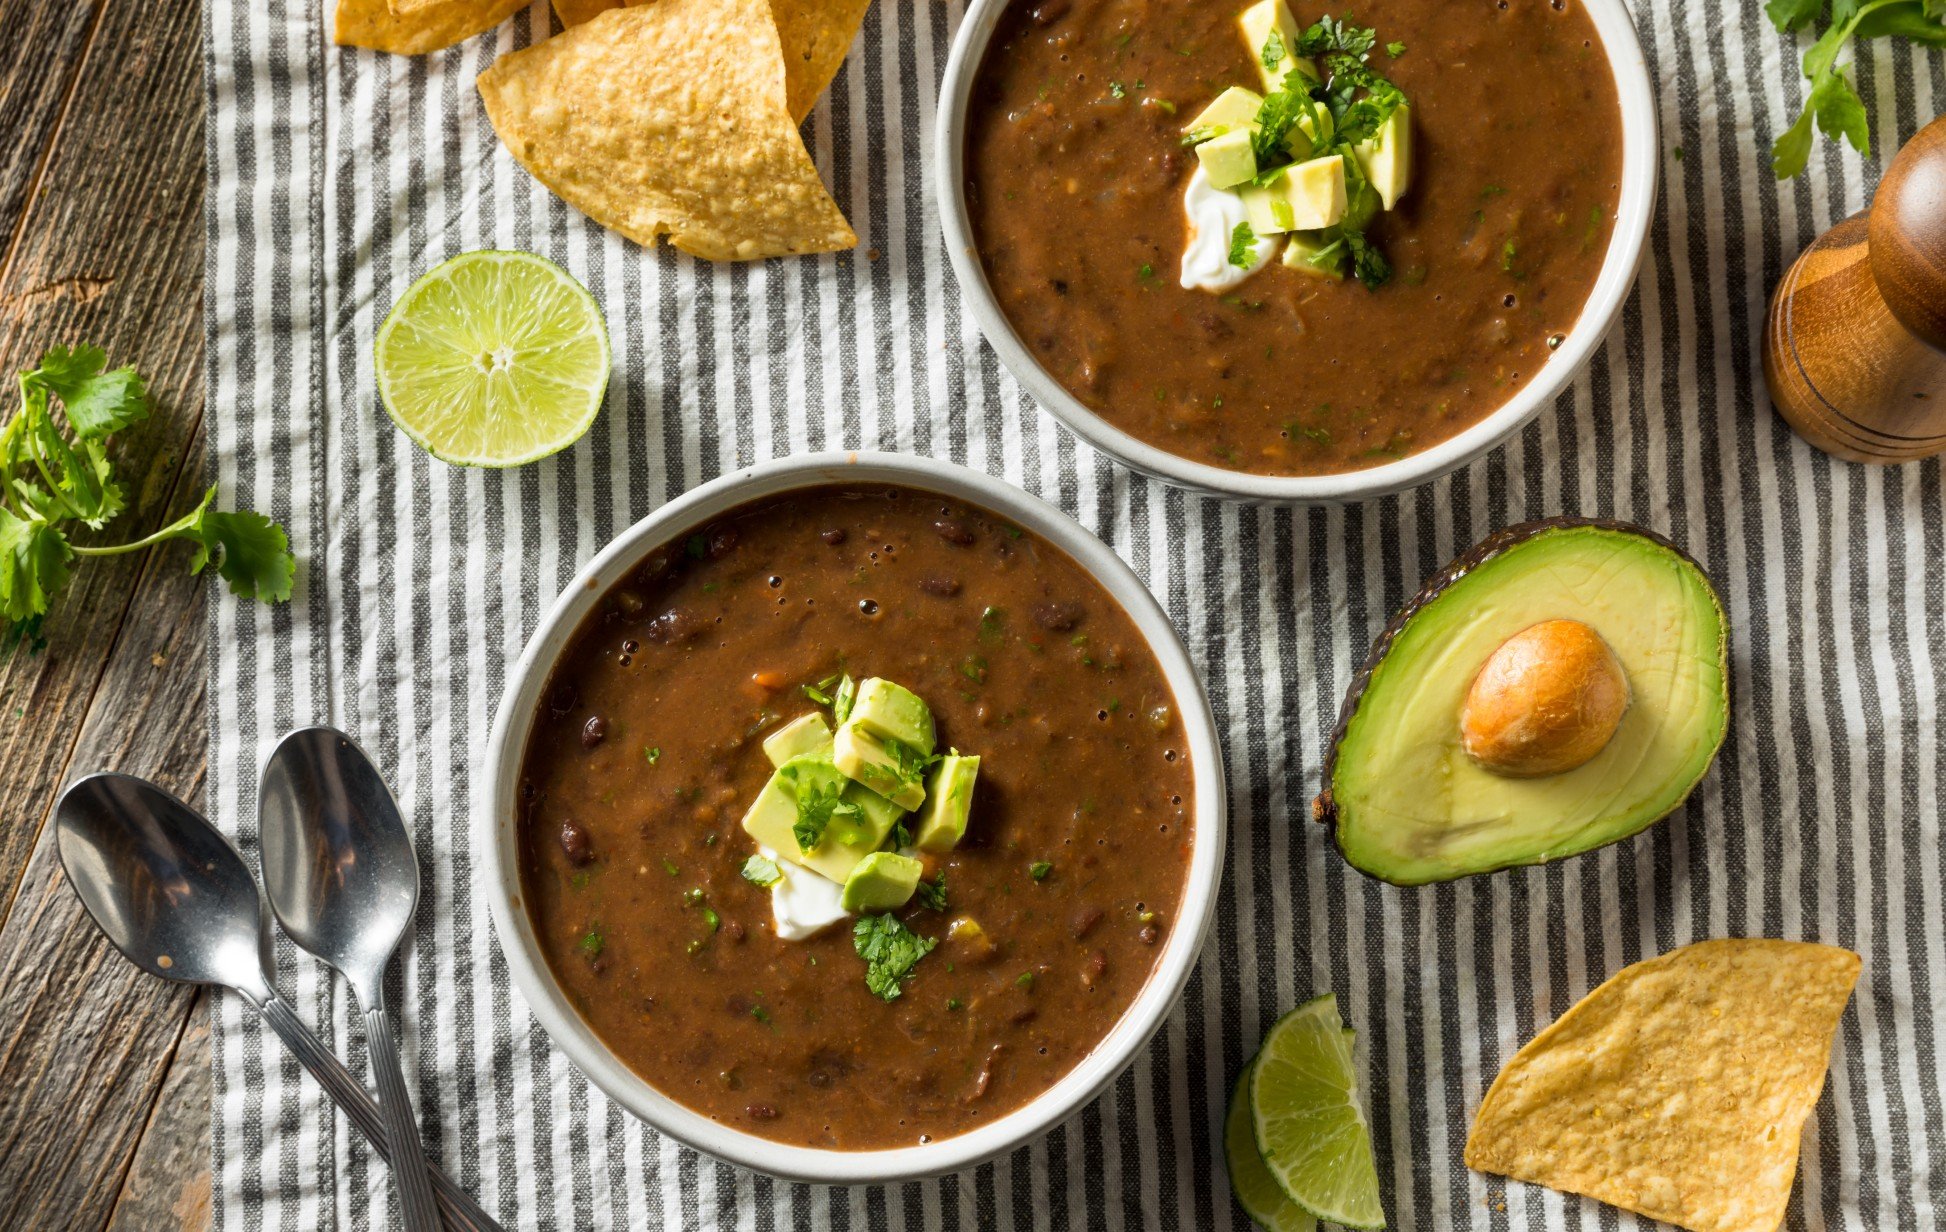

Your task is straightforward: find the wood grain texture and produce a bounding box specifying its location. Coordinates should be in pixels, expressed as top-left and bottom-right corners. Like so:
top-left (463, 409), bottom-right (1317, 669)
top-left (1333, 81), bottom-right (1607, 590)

top-left (1764, 117), bottom-right (1946, 463)
top-left (0, 0), bottom-right (214, 1225)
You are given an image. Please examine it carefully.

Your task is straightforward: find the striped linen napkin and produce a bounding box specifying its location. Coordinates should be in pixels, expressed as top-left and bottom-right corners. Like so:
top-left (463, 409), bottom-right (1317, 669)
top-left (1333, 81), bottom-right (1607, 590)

top-left (204, 0), bottom-right (1944, 1226)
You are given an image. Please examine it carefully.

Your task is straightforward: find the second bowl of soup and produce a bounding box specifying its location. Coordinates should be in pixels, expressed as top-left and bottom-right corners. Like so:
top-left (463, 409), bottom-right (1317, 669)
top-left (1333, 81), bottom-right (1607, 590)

top-left (937, 0), bottom-right (1656, 500)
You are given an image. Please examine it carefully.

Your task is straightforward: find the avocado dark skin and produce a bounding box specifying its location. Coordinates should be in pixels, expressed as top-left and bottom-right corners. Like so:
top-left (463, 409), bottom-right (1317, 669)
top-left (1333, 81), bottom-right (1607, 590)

top-left (1314, 517), bottom-right (1730, 885)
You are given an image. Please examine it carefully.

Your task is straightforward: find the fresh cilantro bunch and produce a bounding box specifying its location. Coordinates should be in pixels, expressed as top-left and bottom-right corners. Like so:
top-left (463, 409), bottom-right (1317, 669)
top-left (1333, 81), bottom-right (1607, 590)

top-left (0, 346), bottom-right (294, 638)
top-left (1767, 0), bottom-right (1946, 179)
top-left (853, 914), bottom-right (936, 1001)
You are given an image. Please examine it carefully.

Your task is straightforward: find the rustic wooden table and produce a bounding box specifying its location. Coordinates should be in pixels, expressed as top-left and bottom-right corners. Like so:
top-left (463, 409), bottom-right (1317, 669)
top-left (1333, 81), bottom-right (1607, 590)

top-left (0, 0), bottom-right (213, 1225)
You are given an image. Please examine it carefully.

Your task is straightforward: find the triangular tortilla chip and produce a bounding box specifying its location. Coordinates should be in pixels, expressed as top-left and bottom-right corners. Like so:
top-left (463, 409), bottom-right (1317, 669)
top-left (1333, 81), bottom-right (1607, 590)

top-left (555, 0), bottom-right (870, 124)
top-left (1466, 939), bottom-right (1860, 1232)
top-left (336, 0), bottom-right (525, 55)
top-left (477, 2), bottom-right (855, 259)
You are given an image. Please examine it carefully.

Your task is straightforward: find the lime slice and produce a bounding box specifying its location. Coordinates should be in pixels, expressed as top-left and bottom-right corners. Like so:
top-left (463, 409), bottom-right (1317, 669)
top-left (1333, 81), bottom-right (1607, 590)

top-left (1226, 1062), bottom-right (1318, 1232)
top-left (1249, 993), bottom-right (1386, 1228)
top-left (374, 250), bottom-right (610, 467)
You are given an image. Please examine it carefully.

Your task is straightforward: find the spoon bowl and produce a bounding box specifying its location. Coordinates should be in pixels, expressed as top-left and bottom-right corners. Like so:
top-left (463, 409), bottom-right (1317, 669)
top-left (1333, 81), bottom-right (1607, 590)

top-left (257, 726), bottom-right (420, 1003)
top-left (54, 773), bottom-right (274, 1000)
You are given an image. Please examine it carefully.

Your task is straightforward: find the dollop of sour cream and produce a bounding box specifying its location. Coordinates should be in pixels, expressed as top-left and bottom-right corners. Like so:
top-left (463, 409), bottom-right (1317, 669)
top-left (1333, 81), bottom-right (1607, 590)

top-left (1180, 165), bottom-right (1280, 293)
top-left (761, 845), bottom-right (851, 941)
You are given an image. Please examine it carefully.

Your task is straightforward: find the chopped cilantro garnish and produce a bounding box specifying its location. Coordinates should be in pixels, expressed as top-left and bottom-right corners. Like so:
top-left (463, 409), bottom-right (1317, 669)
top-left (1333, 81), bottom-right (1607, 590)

top-left (892, 820), bottom-right (913, 849)
top-left (1227, 222), bottom-right (1258, 269)
top-left (961, 655), bottom-right (988, 683)
top-left (1029, 860), bottom-right (1053, 882)
top-left (751, 1005), bottom-right (771, 1023)
top-left (740, 855), bottom-right (784, 887)
top-left (1260, 30), bottom-right (1286, 72)
top-left (702, 907), bottom-right (720, 933)
top-left (853, 914), bottom-right (937, 1002)
top-left (643, 745), bottom-right (661, 765)
top-left (580, 928), bottom-right (605, 957)
top-left (662, 858), bottom-right (680, 876)
top-left (1500, 236), bottom-right (1519, 274)
top-left (685, 533), bottom-right (708, 559)
top-left (802, 682), bottom-right (833, 705)
top-left (1016, 971), bottom-right (1036, 989)
top-left (946, 997), bottom-right (964, 1011)
top-left (916, 871), bottom-right (949, 911)
top-left (1110, 80), bottom-right (1126, 98)
top-left (832, 674), bottom-right (858, 725)
top-left (1386, 40), bottom-right (1405, 57)
top-left (1138, 262), bottom-right (1155, 281)
top-left (789, 773), bottom-right (859, 852)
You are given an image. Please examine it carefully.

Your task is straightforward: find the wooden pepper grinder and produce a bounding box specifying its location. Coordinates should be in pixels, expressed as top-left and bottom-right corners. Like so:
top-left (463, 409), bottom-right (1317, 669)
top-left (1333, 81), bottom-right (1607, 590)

top-left (1764, 116), bottom-right (1946, 463)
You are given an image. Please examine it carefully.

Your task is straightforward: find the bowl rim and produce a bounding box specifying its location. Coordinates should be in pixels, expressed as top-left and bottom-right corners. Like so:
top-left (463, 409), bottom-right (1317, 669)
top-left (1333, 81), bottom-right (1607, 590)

top-left (479, 451), bottom-right (1228, 1184)
top-left (932, 0), bottom-right (1659, 503)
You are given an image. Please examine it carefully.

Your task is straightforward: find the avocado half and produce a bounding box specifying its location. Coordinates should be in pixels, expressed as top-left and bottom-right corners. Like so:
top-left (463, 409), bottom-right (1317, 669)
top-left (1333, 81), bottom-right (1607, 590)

top-left (1314, 519), bottom-right (1729, 885)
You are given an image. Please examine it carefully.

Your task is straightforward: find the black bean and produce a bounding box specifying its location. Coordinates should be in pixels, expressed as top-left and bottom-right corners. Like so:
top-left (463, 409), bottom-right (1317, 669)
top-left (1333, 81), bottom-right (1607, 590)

top-left (613, 591), bottom-right (645, 616)
top-left (820, 528), bottom-right (847, 545)
top-left (644, 608), bottom-right (700, 644)
top-left (548, 684), bottom-right (577, 715)
top-left (918, 576), bottom-right (962, 597)
top-left (932, 519), bottom-right (976, 545)
top-left (745, 1104), bottom-right (779, 1121)
top-left (581, 715), bottom-right (608, 748)
top-left (1137, 923), bottom-right (1159, 945)
top-left (707, 524), bottom-right (738, 558)
top-left (1072, 907), bottom-right (1103, 939)
top-left (559, 820), bottom-right (594, 865)
top-left (1032, 602), bottom-right (1085, 631)
top-left (1029, 0), bottom-right (1067, 24)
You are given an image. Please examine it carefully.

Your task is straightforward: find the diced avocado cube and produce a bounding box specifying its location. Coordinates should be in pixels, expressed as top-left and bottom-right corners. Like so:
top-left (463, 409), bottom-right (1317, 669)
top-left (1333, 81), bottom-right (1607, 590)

top-left (847, 678), bottom-right (935, 755)
top-left (840, 851), bottom-right (923, 913)
top-left (833, 723), bottom-right (928, 811)
top-left (1184, 85), bottom-right (1264, 142)
top-left (1353, 105), bottom-right (1411, 210)
top-left (1247, 154), bottom-right (1346, 234)
top-left (1272, 97), bottom-right (1332, 162)
top-left (914, 753), bottom-right (980, 852)
top-left (739, 756), bottom-right (899, 883)
top-left (763, 712), bottom-right (832, 768)
top-left (1194, 128), bottom-right (1259, 190)
top-left (1282, 229), bottom-right (1346, 279)
top-left (1238, 0), bottom-right (1320, 91)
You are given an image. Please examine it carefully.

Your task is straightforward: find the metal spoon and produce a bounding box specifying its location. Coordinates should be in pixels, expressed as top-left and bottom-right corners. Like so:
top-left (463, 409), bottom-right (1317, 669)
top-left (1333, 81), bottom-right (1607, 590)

top-left (53, 773), bottom-right (502, 1232)
top-left (258, 727), bottom-right (441, 1232)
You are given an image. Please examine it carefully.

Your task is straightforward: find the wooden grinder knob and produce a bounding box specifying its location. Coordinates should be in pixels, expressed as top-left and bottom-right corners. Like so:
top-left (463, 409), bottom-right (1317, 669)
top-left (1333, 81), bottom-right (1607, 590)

top-left (1764, 117), bottom-right (1946, 462)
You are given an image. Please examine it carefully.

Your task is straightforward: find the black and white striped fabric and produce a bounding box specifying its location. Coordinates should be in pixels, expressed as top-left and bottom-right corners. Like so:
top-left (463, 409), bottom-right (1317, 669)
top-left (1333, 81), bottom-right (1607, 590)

top-left (205, 0), bottom-right (1944, 1226)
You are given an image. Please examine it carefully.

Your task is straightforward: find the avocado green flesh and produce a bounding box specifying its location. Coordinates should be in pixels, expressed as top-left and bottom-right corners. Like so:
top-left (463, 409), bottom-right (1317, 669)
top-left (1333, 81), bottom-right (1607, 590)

top-left (1332, 526), bottom-right (1727, 885)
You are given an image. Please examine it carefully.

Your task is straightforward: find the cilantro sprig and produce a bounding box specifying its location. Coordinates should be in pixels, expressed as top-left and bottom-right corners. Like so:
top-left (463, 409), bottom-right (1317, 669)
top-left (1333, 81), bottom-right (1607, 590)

top-left (1767, 0), bottom-right (1945, 178)
top-left (0, 347), bottom-right (293, 636)
top-left (853, 914), bottom-right (936, 1001)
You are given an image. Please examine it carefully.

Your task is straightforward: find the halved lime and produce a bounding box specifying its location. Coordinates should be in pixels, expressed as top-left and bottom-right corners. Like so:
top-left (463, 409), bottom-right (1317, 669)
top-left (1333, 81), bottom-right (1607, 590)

top-left (374, 250), bottom-right (610, 467)
top-left (1249, 993), bottom-right (1386, 1228)
top-left (1226, 1062), bottom-right (1318, 1232)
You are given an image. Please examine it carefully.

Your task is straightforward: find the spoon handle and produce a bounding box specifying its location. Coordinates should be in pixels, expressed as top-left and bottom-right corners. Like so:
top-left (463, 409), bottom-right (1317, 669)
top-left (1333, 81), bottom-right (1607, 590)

top-left (258, 994), bottom-right (506, 1232)
top-left (364, 1003), bottom-right (443, 1232)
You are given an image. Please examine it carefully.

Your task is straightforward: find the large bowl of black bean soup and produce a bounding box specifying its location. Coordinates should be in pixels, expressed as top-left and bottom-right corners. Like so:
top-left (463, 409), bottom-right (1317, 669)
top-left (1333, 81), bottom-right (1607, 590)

top-left (937, 0), bottom-right (1656, 501)
top-left (482, 453), bottom-right (1225, 1182)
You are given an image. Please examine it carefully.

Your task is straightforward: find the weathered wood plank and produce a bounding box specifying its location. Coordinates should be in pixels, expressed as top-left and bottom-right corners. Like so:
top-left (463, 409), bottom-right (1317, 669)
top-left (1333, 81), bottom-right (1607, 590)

top-left (0, 478), bottom-right (208, 1226)
top-left (0, 0), bottom-right (206, 923)
top-left (107, 994), bottom-right (213, 1232)
top-left (0, 0), bottom-right (214, 1225)
top-left (0, 1), bottom-right (101, 265)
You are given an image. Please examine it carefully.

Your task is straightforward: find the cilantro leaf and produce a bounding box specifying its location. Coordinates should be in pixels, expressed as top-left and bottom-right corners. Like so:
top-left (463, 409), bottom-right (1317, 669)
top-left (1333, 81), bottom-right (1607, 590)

top-left (25, 346), bottom-right (150, 439)
top-left (1260, 30), bottom-right (1286, 72)
top-left (0, 509), bottom-right (72, 623)
top-left (915, 871), bottom-right (948, 912)
top-left (1228, 222), bottom-right (1258, 269)
top-left (1766, 0), bottom-right (1825, 30)
top-left (853, 914), bottom-right (936, 1001)
top-left (784, 764), bottom-right (860, 852)
top-left (1344, 229), bottom-right (1393, 289)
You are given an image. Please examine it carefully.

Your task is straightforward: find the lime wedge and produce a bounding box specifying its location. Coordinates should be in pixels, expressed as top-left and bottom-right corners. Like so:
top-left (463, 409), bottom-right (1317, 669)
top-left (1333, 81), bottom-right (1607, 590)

top-left (1226, 1062), bottom-right (1318, 1232)
top-left (374, 250), bottom-right (610, 467)
top-left (1249, 993), bottom-right (1386, 1228)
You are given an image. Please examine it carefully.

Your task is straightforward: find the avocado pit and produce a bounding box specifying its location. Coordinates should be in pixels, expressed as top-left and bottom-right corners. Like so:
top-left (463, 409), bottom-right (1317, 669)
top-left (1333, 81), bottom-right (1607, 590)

top-left (1460, 619), bottom-right (1630, 779)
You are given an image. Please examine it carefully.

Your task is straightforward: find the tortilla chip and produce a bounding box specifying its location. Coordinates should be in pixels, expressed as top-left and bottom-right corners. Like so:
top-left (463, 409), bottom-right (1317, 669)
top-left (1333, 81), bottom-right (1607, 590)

top-left (335, 0), bottom-right (525, 55)
top-left (385, 0), bottom-right (453, 16)
top-left (766, 0), bottom-right (874, 122)
top-left (555, 0), bottom-right (869, 123)
top-left (1465, 939), bottom-right (1860, 1232)
top-left (552, 0), bottom-right (620, 27)
top-left (477, 3), bottom-right (855, 259)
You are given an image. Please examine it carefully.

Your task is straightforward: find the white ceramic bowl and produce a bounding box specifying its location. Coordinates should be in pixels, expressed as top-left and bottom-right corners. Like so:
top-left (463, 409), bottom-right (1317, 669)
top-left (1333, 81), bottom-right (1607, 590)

top-left (481, 452), bottom-right (1227, 1184)
top-left (934, 0), bottom-right (1658, 503)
